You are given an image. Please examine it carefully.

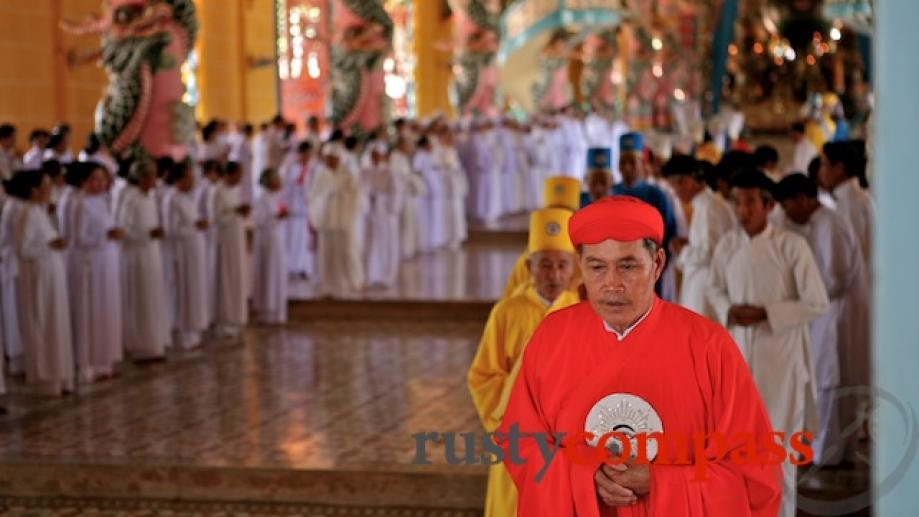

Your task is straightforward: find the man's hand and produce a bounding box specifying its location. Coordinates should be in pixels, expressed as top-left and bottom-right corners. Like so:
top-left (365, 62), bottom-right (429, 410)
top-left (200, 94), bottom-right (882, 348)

top-left (236, 204), bottom-right (251, 217)
top-left (610, 463), bottom-right (650, 496)
top-left (195, 219), bottom-right (209, 231)
top-left (107, 228), bottom-right (124, 241)
top-left (595, 464), bottom-right (637, 507)
top-left (728, 305), bottom-right (768, 326)
top-left (49, 238), bottom-right (67, 250)
top-left (669, 236), bottom-right (688, 256)
top-left (150, 227), bottom-right (165, 239)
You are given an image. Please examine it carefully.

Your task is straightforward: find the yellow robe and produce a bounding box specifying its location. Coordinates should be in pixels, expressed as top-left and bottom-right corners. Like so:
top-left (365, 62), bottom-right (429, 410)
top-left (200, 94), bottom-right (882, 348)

top-left (500, 250), bottom-right (582, 301)
top-left (467, 286), bottom-right (581, 517)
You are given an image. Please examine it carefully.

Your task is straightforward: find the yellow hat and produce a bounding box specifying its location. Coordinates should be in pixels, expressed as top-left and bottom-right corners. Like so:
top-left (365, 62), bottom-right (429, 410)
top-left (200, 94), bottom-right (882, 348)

top-left (528, 208), bottom-right (576, 254)
top-left (542, 176), bottom-right (581, 212)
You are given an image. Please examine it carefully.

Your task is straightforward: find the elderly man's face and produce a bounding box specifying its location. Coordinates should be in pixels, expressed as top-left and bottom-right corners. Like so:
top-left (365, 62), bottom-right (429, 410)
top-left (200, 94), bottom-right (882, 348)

top-left (528, 250), bottom-right (576, 302)
top-left (579, 239), bottom-right (664, 331)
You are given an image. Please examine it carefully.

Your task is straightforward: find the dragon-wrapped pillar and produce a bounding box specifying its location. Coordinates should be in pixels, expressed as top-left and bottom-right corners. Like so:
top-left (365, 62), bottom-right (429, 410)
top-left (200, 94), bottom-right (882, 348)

top-left (450, 0), bottom-right (501, 118)
top-left (64, 0), bottom-right (198, 161)
top-left (329, 0), bottom-right (393, 135)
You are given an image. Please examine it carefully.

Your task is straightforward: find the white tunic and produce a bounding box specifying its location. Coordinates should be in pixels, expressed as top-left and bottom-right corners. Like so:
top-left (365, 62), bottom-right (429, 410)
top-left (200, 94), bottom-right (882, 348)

top-left (251, 189), bottom-right (288, 323)
top-left (362, 164), bottom-right (402, 287)
top-left (781, 206), bottom-right (868, 464)
top-left (471, 131), bottom-right (503, 223)
top-left (707, 224), bottom-right (829, 517)
top-left (69, 193), bottom-right (123, 382)
top-left (414, 150), bottom-right (447, 252)
top-left (228, 136), bottom-right (254, 203)
top-left (213, 183), bottom-right (249, 331)
top-left (196, 180), bottom-right (219, 327)
top-left (163, 189), bottom-right (209, 347)
top-left (442, 145), bottom-right (469, 249)
top-left (789, 139), bottom-right (819, 175)
top-left (496, 127), bottom-right (523, 215)
top-left (674, 188), bottom-right (734, 319)
top-left (390, 151), bottom-right (424, 259)
top-left (282, 159), bottom-right (316, 277)
top-left (22, 145), bottom-right (44, 169)
top-left (116, 186), bottom-right (169, 359)
top-left (308, 164), bottom-right (365, 296)
top-left (831, 177), bottom-right (874, 275)
top-left (0, 199), bottom-right (23, 374)
top-left (14, 203), bottom-right (74, 395)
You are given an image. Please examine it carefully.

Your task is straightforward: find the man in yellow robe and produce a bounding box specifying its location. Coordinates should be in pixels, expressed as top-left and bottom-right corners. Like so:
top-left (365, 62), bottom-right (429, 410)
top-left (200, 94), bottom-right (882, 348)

top-left (500, 177), bottom-right (582, 300)
top-left (467, 207), bottom-right (581, 517)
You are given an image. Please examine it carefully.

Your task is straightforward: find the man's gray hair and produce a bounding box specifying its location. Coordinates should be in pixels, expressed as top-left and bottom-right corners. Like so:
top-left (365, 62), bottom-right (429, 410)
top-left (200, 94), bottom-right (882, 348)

top-left (642, 238), bottom-right (660, 256)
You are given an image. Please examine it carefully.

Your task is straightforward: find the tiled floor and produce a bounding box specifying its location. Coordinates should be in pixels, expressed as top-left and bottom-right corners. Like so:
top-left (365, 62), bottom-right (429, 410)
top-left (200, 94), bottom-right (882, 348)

top-left (0, 321), bottom-right (486, 472)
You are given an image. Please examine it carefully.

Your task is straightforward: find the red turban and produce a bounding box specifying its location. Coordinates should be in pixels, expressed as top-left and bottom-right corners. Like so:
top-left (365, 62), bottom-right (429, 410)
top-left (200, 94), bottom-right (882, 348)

top-left (568, 196), bottom-right (664, 247)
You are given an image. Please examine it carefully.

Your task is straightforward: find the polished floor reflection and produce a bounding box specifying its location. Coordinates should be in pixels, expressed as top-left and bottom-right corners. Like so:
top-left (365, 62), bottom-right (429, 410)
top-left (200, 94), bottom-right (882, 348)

top-left (289, 241), bottom-right (522, 302)
top-left (0, 321), bottom-right (485, 472)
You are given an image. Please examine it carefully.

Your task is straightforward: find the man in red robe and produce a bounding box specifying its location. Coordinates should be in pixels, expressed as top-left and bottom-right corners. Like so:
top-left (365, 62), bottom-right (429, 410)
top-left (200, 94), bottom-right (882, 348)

top-left (497, 196), bottom-right (783, 516)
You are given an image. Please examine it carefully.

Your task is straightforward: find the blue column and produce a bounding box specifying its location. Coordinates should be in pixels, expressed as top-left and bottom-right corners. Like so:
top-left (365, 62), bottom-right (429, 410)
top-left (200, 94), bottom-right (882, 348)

top-left (708, 0), bottom-right (738, 115)
top-left (874, 0), bottom-right (919, 513)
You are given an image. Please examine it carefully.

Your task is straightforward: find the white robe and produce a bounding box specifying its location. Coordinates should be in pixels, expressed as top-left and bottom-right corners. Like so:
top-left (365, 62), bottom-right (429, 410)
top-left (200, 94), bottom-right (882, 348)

top-left (163, 189), bottom-right (209, 349)
top-left (363, 164), bottom-right (402, 287)
top-left (282, 159), bottom-right (316, 277)
top-left (340, 150), bottom-right (368, 258)
top-left (390, 151), bottom-right (424, 259)
top-left (197, 180), bottom-right (219, 328)
top-left (69, 193), bottom-right (123, 382)
top-left (308, 164), bottom-right (364, 297)
top-left (496, 128), bottom-right (523, 215)
top-left (560, 116), bottom-right (587, 180)
top-left (116, 186), bottom-right (169, 359)
top-left (442, 146), bottom-right (469, 249)
top-left (251, 189), bottom-right (287, 323)
top-left (14, 203), bottom-right (74, 396)
top-left (0, 199), bottom-right (23, 374)
top-left (789, 139), bottom-right (819, 175)
top-left (523, 129), bottom-right (549, 210)
top-left (831, 177), bottom-right (874, 276)
top-left (229, 136), bottom-right (254, 204)
top-left (674, 188), bottom-right (734, 319)
top-left (156, 184), bottom-right (176, 336)
top-left (781, 206), bottom-right (867, 465)
top-left (414, 150), bottom-right (447, 251)
top-left (213, 183), bottom-right (249, 334)
top-left (22, 145), bottom-right (44, 169)
top-left (252, 132), bottom-right (270, 194)
top-left (707, 224), bottom-right (829, 517)
top-left (471, 131), bottom-right (503, 223)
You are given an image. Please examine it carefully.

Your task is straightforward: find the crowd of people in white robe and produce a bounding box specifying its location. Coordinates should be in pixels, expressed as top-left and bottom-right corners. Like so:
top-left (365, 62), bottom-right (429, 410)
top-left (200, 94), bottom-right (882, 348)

top-left (650, 138), bottom-right (873, 516)
top-left (0, 109), bottom-right (876, 494)
top-left (0, 109), bottom-right (627, 400)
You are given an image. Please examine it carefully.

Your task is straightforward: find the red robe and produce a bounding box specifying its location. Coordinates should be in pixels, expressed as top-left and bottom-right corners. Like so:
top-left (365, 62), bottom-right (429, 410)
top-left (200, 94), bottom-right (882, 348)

top-left (497, 298), bottom-right (782, 516)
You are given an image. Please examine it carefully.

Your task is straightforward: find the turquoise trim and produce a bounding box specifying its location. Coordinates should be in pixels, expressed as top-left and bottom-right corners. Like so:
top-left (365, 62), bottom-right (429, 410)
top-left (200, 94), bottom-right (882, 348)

top-left (822, 3), bottom-right (873, 34)
top-left (823, 2), bottom-right (872, 18)
top-left (498, 6), bottom-right (621, 64)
